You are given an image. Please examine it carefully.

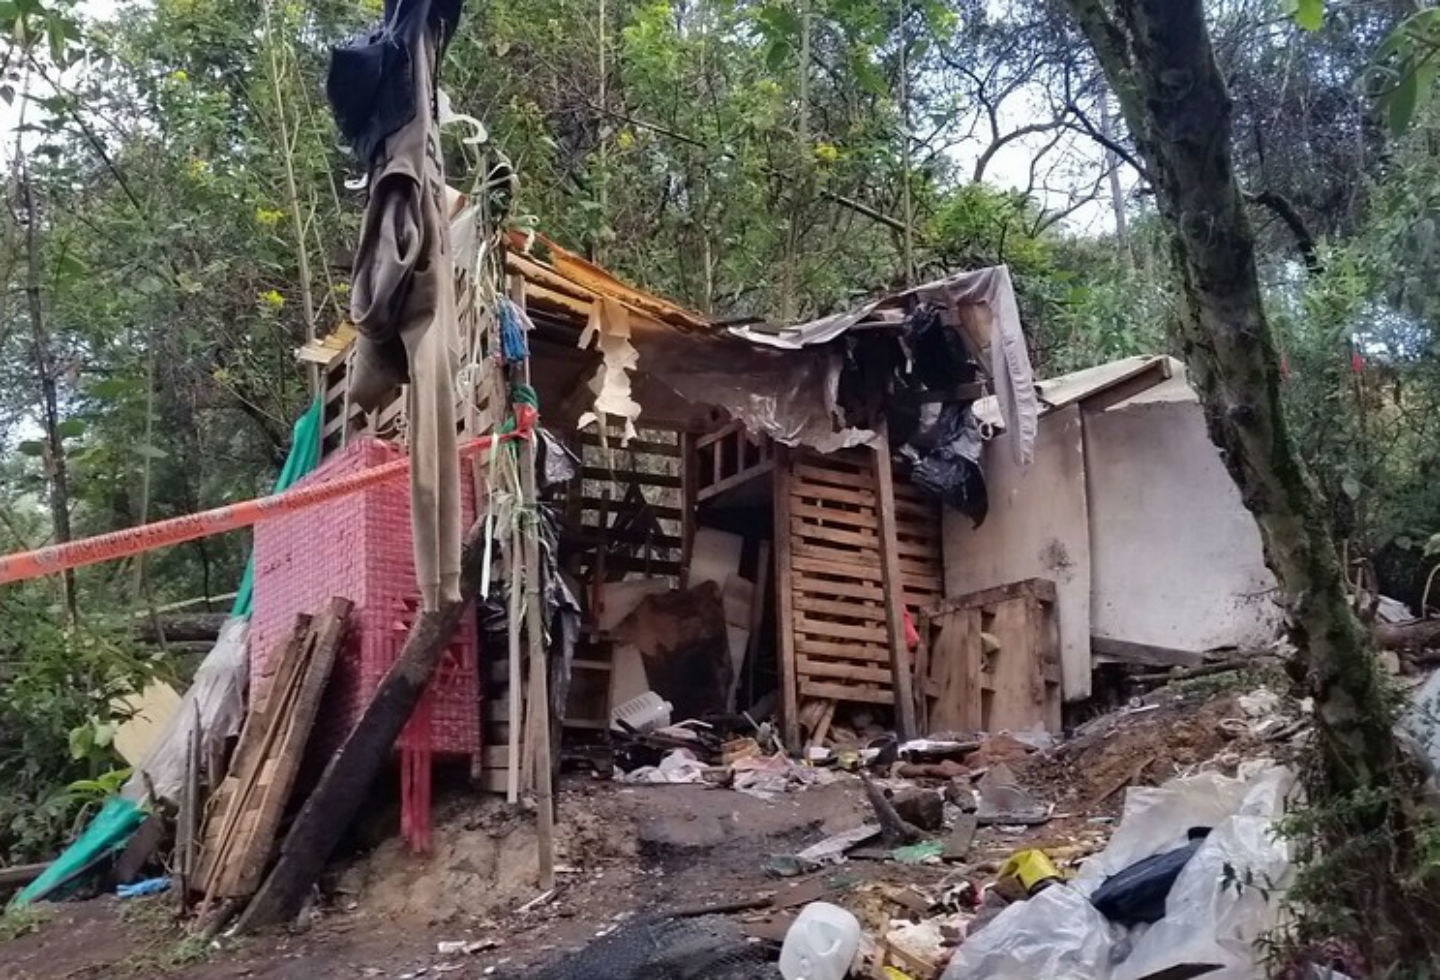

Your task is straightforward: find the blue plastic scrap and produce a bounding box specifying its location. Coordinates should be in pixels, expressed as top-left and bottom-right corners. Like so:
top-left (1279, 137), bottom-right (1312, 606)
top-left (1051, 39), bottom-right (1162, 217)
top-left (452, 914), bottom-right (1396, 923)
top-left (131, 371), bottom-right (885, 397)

top-left (117, 876), bottom-right (171, 899)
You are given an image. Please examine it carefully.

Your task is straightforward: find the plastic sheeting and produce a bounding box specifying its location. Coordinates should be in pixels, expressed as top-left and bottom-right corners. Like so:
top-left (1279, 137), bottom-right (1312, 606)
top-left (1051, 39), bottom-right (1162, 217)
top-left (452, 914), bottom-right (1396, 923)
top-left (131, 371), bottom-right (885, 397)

top-left (724, 266), bottom-right (1037, 464)
top-left (12, 797), bottom-right (146, 906)
top-left (122, 616), bottom-right (250, 804)
top-left (942, 764), bottom-right (1295, 980)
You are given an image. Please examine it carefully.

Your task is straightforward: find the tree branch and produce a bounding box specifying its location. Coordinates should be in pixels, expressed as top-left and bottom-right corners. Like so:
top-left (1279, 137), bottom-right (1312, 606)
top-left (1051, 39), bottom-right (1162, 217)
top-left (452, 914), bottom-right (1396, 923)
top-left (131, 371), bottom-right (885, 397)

top-left (1245, 188), bottom-right (1320, 273)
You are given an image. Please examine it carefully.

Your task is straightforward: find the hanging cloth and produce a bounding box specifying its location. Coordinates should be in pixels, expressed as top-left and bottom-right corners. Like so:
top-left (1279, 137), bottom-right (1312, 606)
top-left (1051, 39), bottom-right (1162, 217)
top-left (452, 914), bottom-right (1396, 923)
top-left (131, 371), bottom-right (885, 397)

top-left (343, 17), bottom-right (463, 610)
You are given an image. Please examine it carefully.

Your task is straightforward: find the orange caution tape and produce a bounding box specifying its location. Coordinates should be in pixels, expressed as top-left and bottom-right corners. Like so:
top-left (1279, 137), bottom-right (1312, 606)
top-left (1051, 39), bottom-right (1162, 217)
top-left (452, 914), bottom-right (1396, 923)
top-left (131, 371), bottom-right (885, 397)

top-left (0, 424), bottom-right (533, 587)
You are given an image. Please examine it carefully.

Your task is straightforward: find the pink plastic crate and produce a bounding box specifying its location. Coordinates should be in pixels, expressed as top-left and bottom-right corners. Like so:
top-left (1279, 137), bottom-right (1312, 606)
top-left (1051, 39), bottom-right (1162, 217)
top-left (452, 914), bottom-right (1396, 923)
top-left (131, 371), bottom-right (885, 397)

top-left (251, 437), bottom-right (479, 761)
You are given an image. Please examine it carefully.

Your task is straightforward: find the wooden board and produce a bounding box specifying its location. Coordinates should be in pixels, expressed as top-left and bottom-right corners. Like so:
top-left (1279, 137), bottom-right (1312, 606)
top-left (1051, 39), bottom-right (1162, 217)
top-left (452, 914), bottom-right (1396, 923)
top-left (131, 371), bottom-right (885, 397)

top-left (943, 404), bottom-right (1092, 700)
top-left (919, 579), bottom-right (1061, 734)
top-left (776, 447), bottom-right (943, 731)
top-left (195, 598), bottom-right (352, 902)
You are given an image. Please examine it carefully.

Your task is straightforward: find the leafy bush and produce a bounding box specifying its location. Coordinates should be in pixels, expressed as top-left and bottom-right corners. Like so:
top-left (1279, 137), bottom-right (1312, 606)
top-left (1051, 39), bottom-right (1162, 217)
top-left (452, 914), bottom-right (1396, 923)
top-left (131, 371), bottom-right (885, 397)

top-left (0, 589), bottom-right (158, 863)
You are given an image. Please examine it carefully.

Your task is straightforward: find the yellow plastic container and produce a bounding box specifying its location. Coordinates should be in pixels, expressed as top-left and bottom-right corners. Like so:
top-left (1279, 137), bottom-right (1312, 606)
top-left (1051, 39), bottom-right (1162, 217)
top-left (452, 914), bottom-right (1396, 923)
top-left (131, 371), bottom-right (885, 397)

top-left (994, 848), bottom-right (1062, 900)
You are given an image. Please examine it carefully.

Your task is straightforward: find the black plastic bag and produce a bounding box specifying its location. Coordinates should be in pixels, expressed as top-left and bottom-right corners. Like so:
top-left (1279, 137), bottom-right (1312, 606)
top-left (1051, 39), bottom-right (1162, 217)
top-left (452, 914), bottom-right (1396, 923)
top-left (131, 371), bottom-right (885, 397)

top-left (1090, 828), bottom-right (1211, 925)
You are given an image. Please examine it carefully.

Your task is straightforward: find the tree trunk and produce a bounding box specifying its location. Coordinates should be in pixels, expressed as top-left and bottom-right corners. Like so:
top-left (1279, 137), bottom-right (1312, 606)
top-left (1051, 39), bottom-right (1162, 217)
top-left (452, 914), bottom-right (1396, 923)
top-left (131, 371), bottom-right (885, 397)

top-left (1062, 0), bottom-right (1421, 963)
top-left (21, 168), bottom-right (78, 626)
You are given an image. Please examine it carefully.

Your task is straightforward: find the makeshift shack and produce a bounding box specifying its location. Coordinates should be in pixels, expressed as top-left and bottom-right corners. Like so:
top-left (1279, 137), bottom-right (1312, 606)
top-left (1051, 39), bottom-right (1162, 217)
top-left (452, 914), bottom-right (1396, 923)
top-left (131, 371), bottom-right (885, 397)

top-left (267, 226), bottom-right (1282, 828)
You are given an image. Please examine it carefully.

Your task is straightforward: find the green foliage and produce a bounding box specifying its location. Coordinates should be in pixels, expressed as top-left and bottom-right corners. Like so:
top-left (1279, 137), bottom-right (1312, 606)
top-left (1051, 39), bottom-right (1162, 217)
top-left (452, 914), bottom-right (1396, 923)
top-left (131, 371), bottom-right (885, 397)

top-left (0, 591), bottom-right (158, 862)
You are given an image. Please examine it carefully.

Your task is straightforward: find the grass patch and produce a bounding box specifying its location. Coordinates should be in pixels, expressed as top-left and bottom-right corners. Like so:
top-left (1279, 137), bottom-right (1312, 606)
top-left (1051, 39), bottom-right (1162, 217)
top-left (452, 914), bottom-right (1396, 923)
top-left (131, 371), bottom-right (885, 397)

top-left (0, 904), bottom-right (52, 944)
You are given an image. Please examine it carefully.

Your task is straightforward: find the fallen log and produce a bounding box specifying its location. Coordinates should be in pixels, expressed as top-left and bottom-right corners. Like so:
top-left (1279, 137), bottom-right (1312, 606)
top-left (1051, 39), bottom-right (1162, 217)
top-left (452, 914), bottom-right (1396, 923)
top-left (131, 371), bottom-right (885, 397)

top-left (134, 612), bottom-right (228, 643)
top-left (236, 521), bottom-right (489, 932)
top-left (0, 862), bottom-right (48, 891)
top-left (1374, 618), bottom-right (1440, 652)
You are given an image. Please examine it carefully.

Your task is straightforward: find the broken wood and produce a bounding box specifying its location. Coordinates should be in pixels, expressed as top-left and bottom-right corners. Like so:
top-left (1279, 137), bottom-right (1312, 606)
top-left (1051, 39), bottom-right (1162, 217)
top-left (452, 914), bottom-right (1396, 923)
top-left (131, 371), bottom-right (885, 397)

top-left (196, 598), bottom-right (350, 907)
top-left (236, 526), bottom-right (488, 931)
top-left (860, 771), bottom-right (923, 845)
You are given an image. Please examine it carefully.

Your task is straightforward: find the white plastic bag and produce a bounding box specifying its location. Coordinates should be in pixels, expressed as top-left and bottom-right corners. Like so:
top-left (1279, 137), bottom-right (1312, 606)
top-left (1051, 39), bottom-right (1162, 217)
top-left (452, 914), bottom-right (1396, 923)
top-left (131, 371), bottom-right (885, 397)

top-left (1112, 767), bottom-right (1294, 980)
top-left (940, 884), bottom-right (1119, 980)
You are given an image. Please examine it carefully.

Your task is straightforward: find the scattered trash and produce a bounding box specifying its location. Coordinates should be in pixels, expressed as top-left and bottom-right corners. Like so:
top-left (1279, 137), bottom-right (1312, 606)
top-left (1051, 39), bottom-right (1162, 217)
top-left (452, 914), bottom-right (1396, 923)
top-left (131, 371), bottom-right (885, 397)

top-left (891, 840), bottom-right (945, 864)
top-left (946, 764), bottom-right (1294, 980)
top-left (898, 738), bottom-right (982, 761)
top-left (1090, 830), bottom-right (1209, 925)
top-left (619, 748), bottom-right (707, 785)
top-left (116, 876), bottom-right (171, 898)
top-left (435, 939), bottom-right (499, 956)
top-left (941, 883), bottom-right (1117, 980)
top-left (721, 736), bottom-right (761, 765)
top-left (974, 763), bottom-right (1050, 825)
top-left (993, 849), bottom-right (1062, 900)
top-left (779, 902), bottom-right (861, 980)
top-left (611, 691), bottom-right (673, 734)
top-left (794, 824), bottom-right (881, 866)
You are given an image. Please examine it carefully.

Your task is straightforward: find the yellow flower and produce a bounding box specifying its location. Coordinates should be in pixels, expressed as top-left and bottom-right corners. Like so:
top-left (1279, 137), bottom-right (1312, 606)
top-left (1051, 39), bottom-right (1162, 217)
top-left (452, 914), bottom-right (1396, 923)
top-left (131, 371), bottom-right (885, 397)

top-left (170, 69), bottom-right (188, 83)
top-left (258, 289), bottom-right (285, 312)
top-left (254, 206), bottom-right (284, 228)
top-left (616, 128), bottom-right (635, 150)
top-left (813, 142), bottom-right (839, 164)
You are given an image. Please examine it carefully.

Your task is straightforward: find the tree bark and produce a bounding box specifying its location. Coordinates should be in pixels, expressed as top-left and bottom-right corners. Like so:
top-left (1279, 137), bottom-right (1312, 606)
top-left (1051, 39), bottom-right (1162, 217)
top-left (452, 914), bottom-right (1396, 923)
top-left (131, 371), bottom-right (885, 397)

top-left (21, 167), bottom-right (78, 625)
top-left (1065, 0), bottom-right (1394, 802)
top-left (1062, 0), bottom-right (1417, 961)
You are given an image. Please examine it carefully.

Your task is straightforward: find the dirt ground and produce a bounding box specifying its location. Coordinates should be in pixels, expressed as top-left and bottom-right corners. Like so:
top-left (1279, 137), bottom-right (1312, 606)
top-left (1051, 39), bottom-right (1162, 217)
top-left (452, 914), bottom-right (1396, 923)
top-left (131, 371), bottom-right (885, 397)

top-left (0, 682), bottom-right (1281, 980)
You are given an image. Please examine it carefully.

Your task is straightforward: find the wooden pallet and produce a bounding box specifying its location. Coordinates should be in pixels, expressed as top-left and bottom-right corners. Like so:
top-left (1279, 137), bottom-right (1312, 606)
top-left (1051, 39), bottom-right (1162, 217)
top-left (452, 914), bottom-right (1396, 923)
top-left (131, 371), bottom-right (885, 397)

top-left (918, 579), bottom-right (1062, 734)
top-left (775, 447), bottom-right (943, 744)
top-left (194, 597), bottom-right (352, 903)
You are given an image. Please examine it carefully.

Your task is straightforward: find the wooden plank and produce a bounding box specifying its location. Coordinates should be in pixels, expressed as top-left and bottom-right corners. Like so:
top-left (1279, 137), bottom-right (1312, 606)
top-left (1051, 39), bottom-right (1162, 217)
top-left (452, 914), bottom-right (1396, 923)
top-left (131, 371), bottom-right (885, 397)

top-left (1090, 635), bottom-right (1204, 668)
top-left (792, 481), bottom-right (877, 508)
top-left (923, 578), bottom-right (1057, 616)
top-left (872, 435), bottom-right (916, 740)
top-left (228, 599), bottom-right (349, 896)
top-left (793, 539), bottom-right (881, 566)
top-left (792, 501), bottom-right (876, 528)
top-left (987, 597), bottom-right (1047, 732)
top-left (774, 446), bottom-right (800, 752)
top-left (794, 594), bottom-right (887, 623)
top-left (577, 432), bottom-right (682, 456)
top-left (793, 461), bottom-right (871, 490)
top-left (925, 608), bottom-right (982, 732)
top-left (800, 680), bottom-right (895, 705)
top-left (580, 466), bottom-right (682, 488)
top-left (1076, 356), bottom-right (1173, 414)
top-left (792, 519), bottom-right (881, 551)
top-left (697, 458), bottom-right (775, 502)
top-left (796, 615), bottom-right (888, 644)
top-left (794, 573), bottom-right (884, 601)
top-left (694, 419), bottom-right (744, 449)
top-left (796, 637), bottom-right (892, 663)
top-left (798, 657), bottom-right (894, 684)
top-left (806, 699), bottom-right (837, 749)
top-left (740, 540), bottom-right (770, 709)
top-left (679, 431), bottom-right (696, 587)
top-left (792, 552), bottom-right (884, 583)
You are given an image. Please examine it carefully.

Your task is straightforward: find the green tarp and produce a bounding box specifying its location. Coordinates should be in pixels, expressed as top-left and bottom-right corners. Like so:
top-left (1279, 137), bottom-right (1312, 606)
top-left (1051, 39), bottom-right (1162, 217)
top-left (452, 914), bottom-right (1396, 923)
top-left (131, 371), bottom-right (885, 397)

top-left (230, 397), bottom-right (324, 619)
